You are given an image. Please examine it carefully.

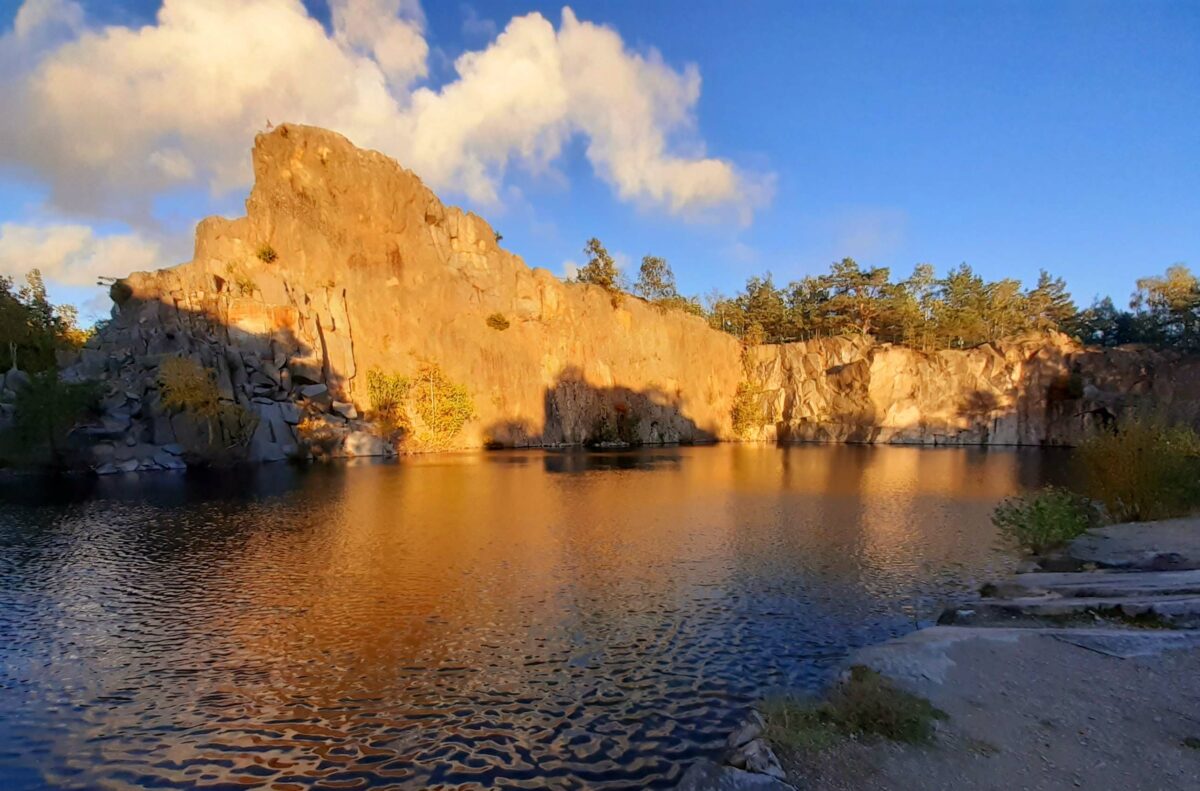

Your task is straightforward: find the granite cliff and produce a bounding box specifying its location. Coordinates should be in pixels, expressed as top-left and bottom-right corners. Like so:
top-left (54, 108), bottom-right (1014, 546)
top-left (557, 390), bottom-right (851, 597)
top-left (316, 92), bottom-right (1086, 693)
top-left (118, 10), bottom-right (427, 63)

top-left (56, 125), bottom-right (1200, 471)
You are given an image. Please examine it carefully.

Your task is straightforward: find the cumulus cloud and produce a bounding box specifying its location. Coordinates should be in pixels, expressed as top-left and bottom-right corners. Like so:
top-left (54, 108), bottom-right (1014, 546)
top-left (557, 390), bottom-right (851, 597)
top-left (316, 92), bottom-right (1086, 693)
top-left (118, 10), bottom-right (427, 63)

top-left (0, 222), bottom-right (165, 286)
top-left (0, 0), bottom-right (766, 225)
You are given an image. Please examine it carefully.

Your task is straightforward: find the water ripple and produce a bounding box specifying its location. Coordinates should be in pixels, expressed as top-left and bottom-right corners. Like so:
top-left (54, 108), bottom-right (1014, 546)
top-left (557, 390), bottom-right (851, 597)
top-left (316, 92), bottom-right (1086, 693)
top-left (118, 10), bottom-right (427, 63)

top-left (0, 445), bottom-right (1072, 789)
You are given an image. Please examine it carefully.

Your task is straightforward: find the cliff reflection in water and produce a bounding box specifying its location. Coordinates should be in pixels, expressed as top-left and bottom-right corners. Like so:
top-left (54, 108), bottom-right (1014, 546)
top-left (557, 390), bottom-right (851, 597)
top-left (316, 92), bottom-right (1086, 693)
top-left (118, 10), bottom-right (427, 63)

top-left (0, 445), bottom-right (1071, 790)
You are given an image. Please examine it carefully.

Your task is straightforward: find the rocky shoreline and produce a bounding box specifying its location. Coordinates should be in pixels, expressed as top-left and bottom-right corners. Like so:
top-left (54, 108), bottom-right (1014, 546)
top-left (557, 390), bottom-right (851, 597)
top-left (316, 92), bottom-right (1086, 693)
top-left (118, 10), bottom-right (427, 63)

top-left (682, 519), bottom-right (1200, 790)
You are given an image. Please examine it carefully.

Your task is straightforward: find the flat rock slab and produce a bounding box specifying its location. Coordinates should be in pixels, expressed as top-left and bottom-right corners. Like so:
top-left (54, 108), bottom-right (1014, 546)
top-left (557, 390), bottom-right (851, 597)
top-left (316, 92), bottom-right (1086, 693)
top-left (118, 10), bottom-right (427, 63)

top-left (1049, 629), bottom-right (1200, 658)
top-left (1068, 519), bottom-right (1200, 570)
top-left (851, 626), bottom-right (1200, 685)
top-left (998, 569), bottom-right (1200, 598)
top-left (969, 593), bottom-right (1200, 624)
top-left (675, 760), bottom-right (796, 790)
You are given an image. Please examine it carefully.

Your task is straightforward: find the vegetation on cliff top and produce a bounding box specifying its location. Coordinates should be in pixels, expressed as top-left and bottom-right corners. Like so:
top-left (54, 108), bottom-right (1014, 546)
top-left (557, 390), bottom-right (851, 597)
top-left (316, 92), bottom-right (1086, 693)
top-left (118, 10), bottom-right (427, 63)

top-left (571, 239), bottom-right (1200, 353)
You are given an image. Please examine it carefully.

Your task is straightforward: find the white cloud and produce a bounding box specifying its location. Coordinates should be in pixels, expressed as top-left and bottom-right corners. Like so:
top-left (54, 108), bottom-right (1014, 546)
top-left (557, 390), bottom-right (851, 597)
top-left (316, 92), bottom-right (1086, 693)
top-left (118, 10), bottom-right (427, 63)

top-left (0, 222), bottom-right (165, 285)
top-left (0, 0), bottom-right (767, 226)
top-left (330, 0), bottom-right (427, 88)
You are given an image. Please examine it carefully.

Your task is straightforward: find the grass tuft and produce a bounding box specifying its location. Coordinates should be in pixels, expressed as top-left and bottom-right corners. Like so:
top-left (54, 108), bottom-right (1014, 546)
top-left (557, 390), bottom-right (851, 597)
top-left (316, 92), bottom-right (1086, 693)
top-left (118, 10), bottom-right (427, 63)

top-left (763, 666), bottom-right (946, 752)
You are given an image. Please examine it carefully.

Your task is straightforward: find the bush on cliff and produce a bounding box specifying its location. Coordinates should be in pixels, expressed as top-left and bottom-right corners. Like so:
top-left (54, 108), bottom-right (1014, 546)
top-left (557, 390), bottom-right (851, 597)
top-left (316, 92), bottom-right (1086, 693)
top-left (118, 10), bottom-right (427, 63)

top-left (366, 365), bottom-right (473, 449)
top-left (485, 312), bottom-right (510, 331)
top-left (158, 357), bottom-right (255, 453)
top-left (992, 486), bottom-right (1099, 554)
top-left (255, 243), bottom-right (278, 264)
top-left (411, 364), bottom-right (474, 448)
top-left (366, 368), bottom-right (411, 433)
top-left (1077, 416), bottom-right (1200, 522)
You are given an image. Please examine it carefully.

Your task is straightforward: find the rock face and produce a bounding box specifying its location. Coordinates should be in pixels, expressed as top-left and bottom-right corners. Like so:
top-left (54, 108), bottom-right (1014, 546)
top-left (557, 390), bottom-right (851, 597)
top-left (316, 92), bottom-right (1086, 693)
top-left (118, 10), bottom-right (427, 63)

top-left (741, 333), bottom-right (1200, 446)
top-left (60, 124), bottom-right (1200, 468)
top-left (64, 124), bottom-right (742, 465)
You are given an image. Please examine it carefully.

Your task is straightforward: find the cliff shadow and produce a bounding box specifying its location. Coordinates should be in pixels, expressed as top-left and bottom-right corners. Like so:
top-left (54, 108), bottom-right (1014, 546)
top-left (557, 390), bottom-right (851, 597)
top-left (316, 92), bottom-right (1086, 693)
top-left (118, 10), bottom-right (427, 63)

top-left (482, 365), bottom-right (713, 450)
top-left (58, 286), bottom-right (388, 469)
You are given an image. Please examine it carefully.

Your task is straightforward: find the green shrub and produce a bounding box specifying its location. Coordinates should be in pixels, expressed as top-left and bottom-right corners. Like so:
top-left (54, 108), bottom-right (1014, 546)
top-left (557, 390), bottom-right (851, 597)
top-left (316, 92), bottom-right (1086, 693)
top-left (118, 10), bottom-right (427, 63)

top-left (223, 262), bottom-right (257, 296)
top-left (411, 364), bottom-right (473, 447)
top-left (159, 357), bottom-right (219, 417)
top-left (486, 312), bottom-right (511, 331)
top-left (366, 368), bottom-right (411, 429)
top-left (731, 381), bottom-right (759, 438)
top-left (256, 243), bottom-right (278, 263)
top-left (159, 357), bottom-right (255, 450)
top-left (1077, 415), bottom-right (1200, 522)
top-left (992, 485), bottom-right (1097, 554)
top-left (763, 666), bottom-right (946, 752)
top-left (1, 371), bottom-right (98, 467)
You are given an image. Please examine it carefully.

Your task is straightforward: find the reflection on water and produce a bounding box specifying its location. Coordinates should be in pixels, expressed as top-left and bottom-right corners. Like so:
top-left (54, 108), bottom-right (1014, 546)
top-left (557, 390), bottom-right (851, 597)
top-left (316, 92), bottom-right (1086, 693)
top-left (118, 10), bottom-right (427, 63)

top-left (0, 445), bottom-right (1072, 789)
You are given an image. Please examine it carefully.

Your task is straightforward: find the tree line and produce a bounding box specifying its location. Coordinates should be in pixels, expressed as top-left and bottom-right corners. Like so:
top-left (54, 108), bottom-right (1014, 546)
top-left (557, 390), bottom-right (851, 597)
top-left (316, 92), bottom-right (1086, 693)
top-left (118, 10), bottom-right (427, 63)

top-left (572, 237), bottom-right (1200, 351)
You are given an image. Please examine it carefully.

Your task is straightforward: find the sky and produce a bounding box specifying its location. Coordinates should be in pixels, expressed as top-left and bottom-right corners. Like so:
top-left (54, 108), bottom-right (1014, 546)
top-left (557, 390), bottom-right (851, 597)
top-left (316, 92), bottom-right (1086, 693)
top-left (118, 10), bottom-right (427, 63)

top-left (0, 0), bottom-right (1196, 323)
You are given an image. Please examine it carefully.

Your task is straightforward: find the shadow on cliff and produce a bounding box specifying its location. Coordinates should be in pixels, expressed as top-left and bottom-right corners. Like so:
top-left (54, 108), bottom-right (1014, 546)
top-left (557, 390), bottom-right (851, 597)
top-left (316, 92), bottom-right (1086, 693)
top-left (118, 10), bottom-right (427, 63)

top-left (62, 285), bottom-right (372, 468)
top-left (71, 289), bottom-right (714, 467)
top-left (481, 365), bottom-right (713, 451)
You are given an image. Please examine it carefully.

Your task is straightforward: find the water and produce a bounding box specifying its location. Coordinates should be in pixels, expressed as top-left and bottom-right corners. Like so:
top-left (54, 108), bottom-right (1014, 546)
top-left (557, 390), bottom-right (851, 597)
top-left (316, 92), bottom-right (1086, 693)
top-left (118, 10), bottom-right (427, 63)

top-left (0, 444), bottom-right (1073, 790)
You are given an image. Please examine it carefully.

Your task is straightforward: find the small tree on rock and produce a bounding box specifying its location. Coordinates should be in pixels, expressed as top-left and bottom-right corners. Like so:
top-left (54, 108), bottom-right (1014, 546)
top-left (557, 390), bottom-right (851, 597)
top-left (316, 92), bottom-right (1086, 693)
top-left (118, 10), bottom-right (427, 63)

top-left (576, 238), bottom-right (623, 301)
top-left (635, 255), bottom-right (678, 302)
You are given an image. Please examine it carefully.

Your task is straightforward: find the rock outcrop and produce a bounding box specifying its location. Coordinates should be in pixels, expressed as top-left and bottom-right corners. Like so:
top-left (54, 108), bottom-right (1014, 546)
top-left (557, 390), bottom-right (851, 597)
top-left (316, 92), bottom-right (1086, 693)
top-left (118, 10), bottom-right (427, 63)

top-left (62, 124), bottom-right (742, 468)
top-left (740, 333), bottom-right (1200, 446)
top-left (57, 124), bottom-right (1200, 469)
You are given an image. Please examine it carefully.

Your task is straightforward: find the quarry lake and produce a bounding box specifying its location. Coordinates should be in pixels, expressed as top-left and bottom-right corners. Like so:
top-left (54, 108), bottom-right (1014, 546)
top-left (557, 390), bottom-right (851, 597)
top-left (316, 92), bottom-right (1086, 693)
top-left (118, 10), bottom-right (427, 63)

top-left (0, 445), bottom-right (1075, 790)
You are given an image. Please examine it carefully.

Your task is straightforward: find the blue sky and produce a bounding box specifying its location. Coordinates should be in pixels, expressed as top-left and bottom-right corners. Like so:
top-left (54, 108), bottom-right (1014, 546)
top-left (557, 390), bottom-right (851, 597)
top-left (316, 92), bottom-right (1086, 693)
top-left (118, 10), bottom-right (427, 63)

top-left (0, 0), bottom-right (1197, 320)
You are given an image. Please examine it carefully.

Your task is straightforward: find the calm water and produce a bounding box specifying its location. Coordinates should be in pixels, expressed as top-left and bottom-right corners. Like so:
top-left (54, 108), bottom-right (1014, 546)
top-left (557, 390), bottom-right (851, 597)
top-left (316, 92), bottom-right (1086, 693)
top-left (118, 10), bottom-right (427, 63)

top-left (0, 445), bottom-right (1073, 790)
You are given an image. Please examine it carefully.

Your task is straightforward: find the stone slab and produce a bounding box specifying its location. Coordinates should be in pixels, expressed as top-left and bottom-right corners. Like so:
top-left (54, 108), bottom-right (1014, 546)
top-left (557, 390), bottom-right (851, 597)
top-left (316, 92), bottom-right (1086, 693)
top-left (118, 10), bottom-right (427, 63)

top-left (675, 760), bottom-right (796, 791)
top-left (1069, 520), bottom-right (1200, 570)
top-left (1000, 569), bottom-right (1200, 598)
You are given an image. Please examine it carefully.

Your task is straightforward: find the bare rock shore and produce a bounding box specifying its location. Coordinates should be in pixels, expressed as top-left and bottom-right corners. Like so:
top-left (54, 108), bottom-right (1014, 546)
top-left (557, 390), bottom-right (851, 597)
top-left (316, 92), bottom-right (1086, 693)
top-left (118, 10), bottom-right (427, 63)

top-left (682, 520), bottom-right (1200, 790)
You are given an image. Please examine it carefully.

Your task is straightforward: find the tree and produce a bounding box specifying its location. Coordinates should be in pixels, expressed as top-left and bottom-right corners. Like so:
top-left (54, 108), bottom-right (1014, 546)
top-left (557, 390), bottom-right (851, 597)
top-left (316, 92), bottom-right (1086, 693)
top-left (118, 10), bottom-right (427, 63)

top-left (1132, 264), bottom-right (1200, 348)
top-left (1026, 270), bottom-right (1077, 331)
top-left (934, 264), bottom-right (991, 348)
top-left (818, 258), bottom-right (891, 336)
top-left (983, 278), bottom-right (1029, 341)
top-left (6, 371), bottom-right (97, 466)
top-left (0, 269), bottom-right (88, 374)
top-left (1072, 297), bottom-right (1124, 346)
top-left (576, 238), bottom-right (622, 294)
top-left (634, 255), bottom-right (678, 302)
top-left (784, 276), bottom-right (831, 340)
top-left (737, 275), bottom-right (788, 342)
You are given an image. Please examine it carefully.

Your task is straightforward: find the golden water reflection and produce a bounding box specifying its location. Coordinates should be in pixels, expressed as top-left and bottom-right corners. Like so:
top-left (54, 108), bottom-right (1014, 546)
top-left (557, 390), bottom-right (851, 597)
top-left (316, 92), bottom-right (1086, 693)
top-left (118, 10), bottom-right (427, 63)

top-left (0, 445), bottom-right (1071, 790)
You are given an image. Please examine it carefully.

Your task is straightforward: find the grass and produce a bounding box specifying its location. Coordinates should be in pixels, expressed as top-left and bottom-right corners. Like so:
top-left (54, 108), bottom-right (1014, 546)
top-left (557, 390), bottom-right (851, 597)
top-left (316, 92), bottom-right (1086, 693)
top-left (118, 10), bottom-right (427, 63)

top-left (762, 666), bottom-right (946, 753)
